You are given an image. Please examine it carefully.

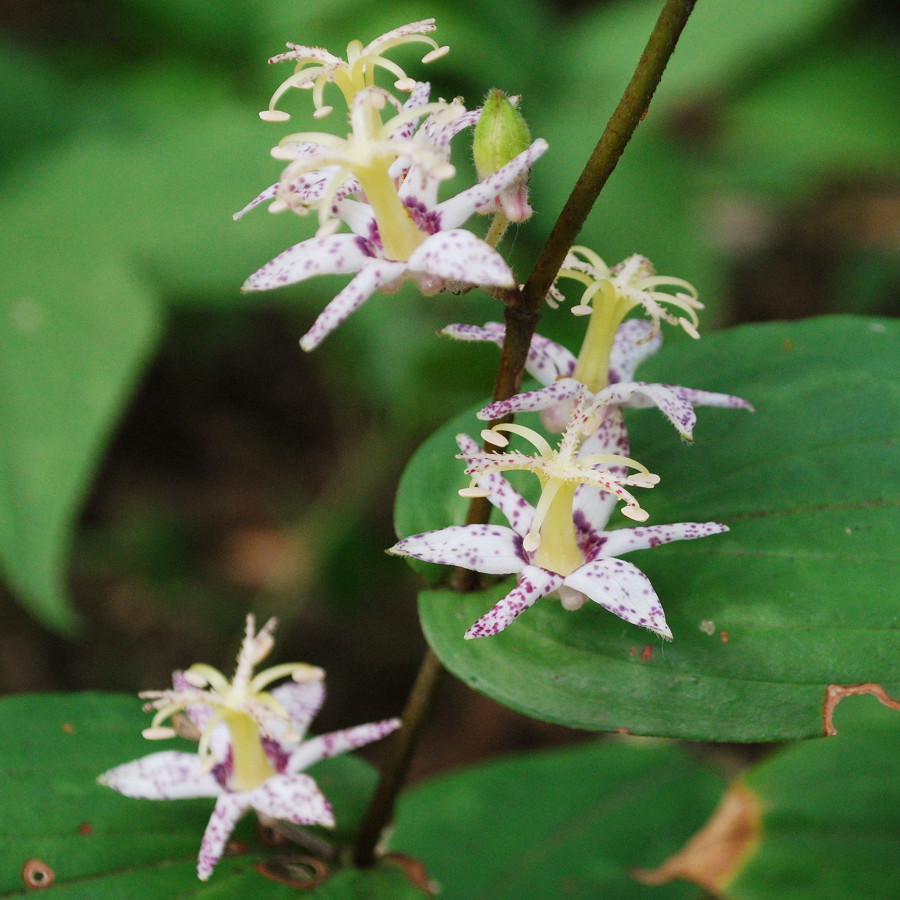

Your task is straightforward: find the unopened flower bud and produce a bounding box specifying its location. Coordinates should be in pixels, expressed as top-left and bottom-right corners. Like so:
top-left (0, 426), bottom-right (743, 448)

top-left (472, 90), bottom-right (534, 222)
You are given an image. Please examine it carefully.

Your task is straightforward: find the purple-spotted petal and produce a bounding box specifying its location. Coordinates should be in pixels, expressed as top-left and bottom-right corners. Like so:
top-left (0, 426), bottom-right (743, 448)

top-left (465, 565), bottom-right (563, 638)
top-left (456, 433), bottom-right (534, 537)
top-left (286, 718), bottom-right (401, 773)
top-left (242, 234), bottom-right (373, 292)
top-left (408, 229), bottom-right (514, 288)
top-left (434, 139), bottom-right (549, 230)
top-left (439, 321), bottom-right (506, 346)
top-left (563, 558), bottom-right (671, 639)
top-left (299, 258), bottom-right (407, 351)
top-left (98, 750), bottom-right (221, 800)
top-left (250, 772), bottom-right (334, 826)
top-left (671, 387), bottom-right (754, 413)
top-left (572, 409), bottom-right (631, 543)
top-left (233, 183), bottom-right (279, 221)
top-left (440, 322), bottom-right (576, 384)
top-left (599, 521), bottom-right (728, 559)
top-left (608, 320), bottom-right (661, 383)
top-left (197, 793), bottom-right (250, 880)
top-left (270, 680), bottom-right (326, 740)
top-left (389, 524), bottom-right (525, 575)
top-left (592, 381), bottom-right (698, 441)
top-left (332, 197), bottom-right (378, 237)
top-left (478, 378), bottom-right (582, 422)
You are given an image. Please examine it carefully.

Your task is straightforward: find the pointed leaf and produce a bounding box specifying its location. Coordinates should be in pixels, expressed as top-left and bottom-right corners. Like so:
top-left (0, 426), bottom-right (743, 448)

top-left (391, 739), bottom-right (723, 899)
top-left (0, 693), bottom-right (406, 897)
top-left (398, 317), bottom-right (900, 740)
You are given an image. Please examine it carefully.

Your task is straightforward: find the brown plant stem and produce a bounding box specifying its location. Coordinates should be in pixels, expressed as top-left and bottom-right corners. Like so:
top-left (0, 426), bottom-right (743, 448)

top-left (521, 0), bottom-right (698, 318)
top-left (352, 647), bottom-right (444, 866)
top-left (352, 0), bottom-right (698, 867)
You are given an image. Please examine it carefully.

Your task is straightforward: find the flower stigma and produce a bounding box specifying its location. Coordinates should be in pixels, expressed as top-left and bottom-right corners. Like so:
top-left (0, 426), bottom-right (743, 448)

top-left (270, 87), bottom-right (459, 259)
top-left (261, 19), bottom-right (449, 121)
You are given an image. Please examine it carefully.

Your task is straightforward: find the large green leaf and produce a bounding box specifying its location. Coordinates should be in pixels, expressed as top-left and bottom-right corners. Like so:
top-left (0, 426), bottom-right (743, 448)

top-left (733, 696), bottom-right (900, 899)
top-left (0, 66), bottom-right (304, 630)
top-left (391, 738), bottom-right (723, 899)
top-left (719, 39), bottom-right (900, 197)
top-left (396, 316), bottom-right (900, 740)
top-left (0, 263), bottom-right (160, 631)
top-left (0, 693), bottom-right (420, 898)
top-left (640, 695), bottom-right (900, 899)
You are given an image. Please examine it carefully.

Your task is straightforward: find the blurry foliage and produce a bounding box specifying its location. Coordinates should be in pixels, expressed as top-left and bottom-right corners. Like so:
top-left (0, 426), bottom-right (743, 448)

top-left (0, 0), bottom-right (896, 679)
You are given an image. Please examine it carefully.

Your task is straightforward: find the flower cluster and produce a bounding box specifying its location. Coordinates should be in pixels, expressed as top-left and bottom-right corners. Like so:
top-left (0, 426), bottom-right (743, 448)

top-left (99, 616), bottom-right (399, 880)
top-left (235, 18), bottom-right (547, 351)
top-left (101, 18), bottom-right (754, 886)
top-left (391, 250), bottom-right (751, 639)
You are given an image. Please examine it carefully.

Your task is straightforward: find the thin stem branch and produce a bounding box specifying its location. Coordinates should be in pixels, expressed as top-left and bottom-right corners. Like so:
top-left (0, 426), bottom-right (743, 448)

top-left (353, 647), bottom-right (444, 866)
top-left (352, 0), bottom-right (697, 865)
top-left (522, 0), bottom-right (697, 315)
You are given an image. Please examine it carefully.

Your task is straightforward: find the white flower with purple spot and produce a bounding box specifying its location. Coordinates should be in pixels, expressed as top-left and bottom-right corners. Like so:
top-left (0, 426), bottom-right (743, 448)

top-left (391, 395), bottom-right (726, 640)
top-left (241, 127), bottom-right (547, 350)
top-left (442, 318), bottom-right (752, 437)
top-left (98, 616), bottom-right (399, 881)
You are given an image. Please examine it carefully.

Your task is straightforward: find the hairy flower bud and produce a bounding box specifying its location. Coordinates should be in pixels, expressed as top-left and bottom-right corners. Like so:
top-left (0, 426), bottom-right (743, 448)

top-left (472, 90), bottom-right (534, 222)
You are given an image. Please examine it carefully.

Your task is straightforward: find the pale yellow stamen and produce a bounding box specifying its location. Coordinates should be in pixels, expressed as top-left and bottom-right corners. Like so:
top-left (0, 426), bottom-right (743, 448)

top-left (138, 615), bottom-right (324, 793)
top-left (461, 396), bottom-right (658, 575)
top-left (553, 248), bottom-right (703, 392)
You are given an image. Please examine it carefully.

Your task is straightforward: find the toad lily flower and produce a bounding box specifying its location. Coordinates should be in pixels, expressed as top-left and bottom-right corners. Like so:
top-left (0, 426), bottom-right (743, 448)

top-left (442, 318), bottom-right (752, 437)
top-left (391, 396), bottom-right (726, 640)
top-left (241, 105), bottom-right (548, 350)
top-left (98, 616), bottom-right (399, 881)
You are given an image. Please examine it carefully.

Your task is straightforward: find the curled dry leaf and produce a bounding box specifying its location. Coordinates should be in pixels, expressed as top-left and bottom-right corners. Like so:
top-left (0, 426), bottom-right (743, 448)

top-left (822, 683), bottom-right (900, 736)
top-left (633, 783), bottom-right (760, 896)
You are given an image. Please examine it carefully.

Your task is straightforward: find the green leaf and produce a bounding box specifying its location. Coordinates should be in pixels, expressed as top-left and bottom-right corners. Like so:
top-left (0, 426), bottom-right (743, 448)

top-left (0, 693), bottom-right (416, 898)
top-left (641, 695), bottom-right (900, 899)
top-left (719, 40), bottom-right (900, 197)
top-left (733, 696), bottom-right (900, 899)
top-left (0, 263), bottom-right (160, 631)
top-left (397, 316), bottom-right (900, 740)
top-left (0, 66), bottom-right (305, 629)
top-left (391, 739), bottom-right (723, 899)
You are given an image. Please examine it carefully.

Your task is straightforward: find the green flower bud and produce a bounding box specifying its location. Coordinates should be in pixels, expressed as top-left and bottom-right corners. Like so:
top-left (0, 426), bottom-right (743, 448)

top-left (473, 89), bottom-right (532, 180)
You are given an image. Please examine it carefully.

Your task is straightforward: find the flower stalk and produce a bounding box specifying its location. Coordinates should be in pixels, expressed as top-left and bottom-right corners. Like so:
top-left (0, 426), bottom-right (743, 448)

top-left (352, 0), bottom-right (699, 866)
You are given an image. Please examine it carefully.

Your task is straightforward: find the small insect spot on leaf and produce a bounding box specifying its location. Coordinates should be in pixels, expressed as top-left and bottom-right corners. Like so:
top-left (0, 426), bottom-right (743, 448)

top-left (783, 339), bottom-right (793, 352)
top-left (699, 620), bottom-right (715, 635)
top-left (628, 645), bottom-right (637, 658)
top-left (615, 726), bottom-right (633, 735)
top-left (76, 823), bottom-right (93, 835)
top-left (257, 822), bottom-right (289, 847)
top-left (640, 645), bottom-right (654, 663)
top-left (720, 630), bottom-right (730, 644)
top-left (22, 859), bottom-right (55, 889)
top-left (62, 722), bottom-right (75, 734)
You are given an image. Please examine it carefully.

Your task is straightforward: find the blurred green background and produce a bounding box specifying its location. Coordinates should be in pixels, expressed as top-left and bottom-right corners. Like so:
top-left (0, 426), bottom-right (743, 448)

top-left (0, 0), bottom-right (897, 769)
